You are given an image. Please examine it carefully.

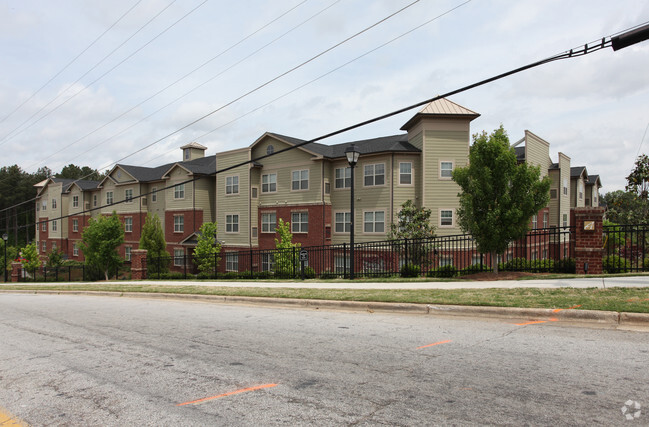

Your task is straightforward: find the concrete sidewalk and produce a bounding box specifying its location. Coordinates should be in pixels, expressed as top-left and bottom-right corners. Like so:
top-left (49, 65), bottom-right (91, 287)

top-left (49, 275), bottom-right (649, 289)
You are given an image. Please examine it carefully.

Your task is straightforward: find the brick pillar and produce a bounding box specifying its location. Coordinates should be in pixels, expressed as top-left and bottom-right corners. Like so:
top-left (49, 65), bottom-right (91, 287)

top-left (131, 249), bottom-right (147, 280)
top-left (11, 262), bottom-right (23, 283)
top-left (573, 207), bottom-right (605, 274)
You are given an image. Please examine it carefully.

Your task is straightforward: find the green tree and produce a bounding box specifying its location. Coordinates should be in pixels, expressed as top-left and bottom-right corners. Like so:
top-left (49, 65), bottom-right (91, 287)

top-left (274, 218), bottom-right (300, 278)
top-left (193, 222), bottom-right (221, 274)
top-left (452, 125), bottom-right (551, 274)
top-left (46, 248), bottom-right (64, 268)
top-left (20, 242), bottom-right (41, 276)
top-left (602, 190), bottom-right (647, 224)
top-left (80, 212), bottom-right (124, 280)
top-left (139, 213), bottom-right (170, 274)
top-left (56, 164), bottom-right (103, 181)
top-left (626, 154), bottom-right (649, 200)
top-left (388, 199), bottom-right (436, 268)
top-left (1, 239), bottom-right (18, 281)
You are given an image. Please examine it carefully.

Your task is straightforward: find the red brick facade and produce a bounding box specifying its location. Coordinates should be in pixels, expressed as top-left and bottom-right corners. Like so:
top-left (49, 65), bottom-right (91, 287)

top-left (572, 207), bottom-right (605, 274)
top-left (257, 204), bottom-right (332, 250)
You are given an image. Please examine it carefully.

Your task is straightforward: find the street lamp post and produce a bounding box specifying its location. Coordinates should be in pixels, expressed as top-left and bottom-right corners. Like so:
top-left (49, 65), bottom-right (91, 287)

top-left (2, 233), bottom-right (8, 283)
top-left (345, 144), bottom-right (360, 280)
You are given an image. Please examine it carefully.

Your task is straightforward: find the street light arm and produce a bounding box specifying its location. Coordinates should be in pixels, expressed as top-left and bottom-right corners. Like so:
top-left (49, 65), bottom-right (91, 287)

top-left (612, 23), bottom-right (649, 51)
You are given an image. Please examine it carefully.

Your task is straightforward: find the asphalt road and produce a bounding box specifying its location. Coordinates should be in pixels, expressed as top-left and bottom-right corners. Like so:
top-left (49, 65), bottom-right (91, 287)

top-left (0, 293), bottom-right (647, 425)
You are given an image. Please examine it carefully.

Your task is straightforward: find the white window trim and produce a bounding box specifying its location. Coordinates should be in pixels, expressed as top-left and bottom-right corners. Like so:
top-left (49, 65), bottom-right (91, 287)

top-left (261, 212), bottom-right (276, 233)
top-left (52, 198), bottom-right (57, 209)
top-left (261, 172), bottom-right (278, 193)
top-left (439, 160), bottom-right (454, 180)
top-left (73, 243), bottom-right (79, 257)
top-left (362, 209), bottom-right (386, 235)
top-left (398, 162), bottom-right (413, 186)
top-left (363, 163), bottom-right (386, 188)
top-left (151, 187), bottom-right (158, 203)
top-left (174, 248), bottom-right (185, 266)
top-left (72, 196), bottom-right (79, 208)
top-left (73, 219), bottom-right (79, 232)
top-left (439, 208), bottom-right (454, 228)
top-left (125, 189), bottom-right (133, 204)
top-left (291, 211), bottom-right (309, 234)
top-left (125, 246), bottom-right (132, 262)
top-left (225, 213), bottom-right (240, 234)
top-left (290, 169), bottom-right (309, 192)
top-left (125, 217), bottom-right (133, 233)
top-left (174, 183), bottom-right (185, 200)
top-left (173, 215), bottom-right (184, 233)
top-left (106, 191), bottom-right (114, 205)
top-left (225, 252), bottom-right (239, 272)
top-left (225, 175), bottom-right (239, 196)
top-left (334, 166), bottom-right (351, 190)
top-left (334, 210), bottom-right (351, 234)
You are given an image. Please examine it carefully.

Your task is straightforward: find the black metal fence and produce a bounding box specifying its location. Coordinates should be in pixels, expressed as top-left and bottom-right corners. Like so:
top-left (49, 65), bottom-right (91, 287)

top-left (14, 263), bottom-right (130, 282)
top-left (146, 226), bottom-right (576, 280)
top-left (603, 223), bottom-right (649, 273)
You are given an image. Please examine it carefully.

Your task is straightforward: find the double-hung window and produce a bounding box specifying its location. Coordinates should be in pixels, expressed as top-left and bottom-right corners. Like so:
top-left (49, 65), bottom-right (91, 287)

top-left (106, 191), bottom-right (113, 205)
top-left (440, 209), bottom-right (453, 226)
top-left (52, 198), bottom-right (57, 209)
top-left (52, 220), bottom-right (57, 232)
top-left (174, 184), bottom-right (185, 199)
top-left (125, 247), bottom-right (132, 262)
top-left (174, 215), bottom-right (184, 233)
top-left (261, 212), bottom-right (276, 233)
top-left (226, 214), bottom-right (239, 233)
top-left (363, 211), bottom-right (385, 233)
top-left (226, 176), bottom-right (239, 195)
top-left (440, 161), bottom-right (453, 178)
top-left (291, 212), bottom-right (308, 233)
top-left (291, 169), bottom-right (309, 191)
top-left (73, 219), bottom-right (78, 232)
top-left (364, 164), bottom-right (385, 186)
top-left (125, 217), bottom-right (133, 233)
top-left (335, 212), bottom-right (351, 233)
top-left (399, 162), bottom-right (412, 185)
top-left (151, 187), bottom-right (157, 202)
top-left (335, 167), bottom-right (351, 189)
top-left (125, 189), bottom-right (133, 203)
top-left (226, 252), bottom-right (239, 271)
top-left (72, 196), bottom-right (79, 208)
top-left (174, 248), bottom-right (184, 266)
top-left (261, 173), bottom-right (277, 193)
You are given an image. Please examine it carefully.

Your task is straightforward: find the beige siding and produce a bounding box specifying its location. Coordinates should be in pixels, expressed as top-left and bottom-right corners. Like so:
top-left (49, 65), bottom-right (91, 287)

top-left (195, 177), bottom-right (215, 222)
top-left (216, 149), bottom-right (250, 246)
top-left (548, 169), bottom-right (561, 227)
top-left (422, 130), bottom-right (469, 236)
top-left (144, 182), bottom-right (166, 228)
top-left (392, 154), bottom-right (419, 223)
top-left (558, 154), bottom-right (571, 226)
top-left (524, 131), bottom-right (550, 178)
top-left (165, 167), bottom-right (194, 211)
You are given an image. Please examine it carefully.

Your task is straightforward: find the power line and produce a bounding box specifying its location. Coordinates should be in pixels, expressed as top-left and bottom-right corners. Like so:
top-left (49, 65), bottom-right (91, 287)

top-left (30, 0), bottom-right (322, 172)
top-left (0, 0), bottom-right (199, 147)
top-left (11, 28), bottom-right (625, 231)
top-left (0, 0), bottom-right (144, 127)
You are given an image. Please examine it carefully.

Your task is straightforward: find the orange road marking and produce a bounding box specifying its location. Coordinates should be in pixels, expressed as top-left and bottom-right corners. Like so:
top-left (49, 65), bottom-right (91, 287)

top-left (626, 298), bottom-right (649, 302)
top-left (417, 339), bottom-right (451, 349)
top-left (515, 320), bottom-right (548, 326)
top-left (552, 304), bottom-right (582, 313)
top-left (177, 383), bottom-right (278, 406)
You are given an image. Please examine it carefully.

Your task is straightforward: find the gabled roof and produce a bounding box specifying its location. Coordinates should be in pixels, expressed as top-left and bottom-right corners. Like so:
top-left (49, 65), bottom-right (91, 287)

top-left (400, 98), bottom-right (480, 130)
top-left (265, 132), bottom-right (418, 159)
top-left (162, 155), bottom-right (216, 178)
top-left (67, 179), bottom-right (101, 192)
top-left (570, 166), bottom-right (588, 178)
top-left (586, 174), bottom-right (602, 187)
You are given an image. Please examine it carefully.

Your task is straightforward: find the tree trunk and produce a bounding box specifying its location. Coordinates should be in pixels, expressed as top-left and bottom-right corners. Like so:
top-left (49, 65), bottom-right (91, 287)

top-left (492, 251), bottom-right (499, 274)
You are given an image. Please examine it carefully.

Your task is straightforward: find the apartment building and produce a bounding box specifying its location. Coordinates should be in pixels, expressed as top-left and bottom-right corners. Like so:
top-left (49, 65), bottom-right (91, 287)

top-left (34, 98), bottom-right (602, 263)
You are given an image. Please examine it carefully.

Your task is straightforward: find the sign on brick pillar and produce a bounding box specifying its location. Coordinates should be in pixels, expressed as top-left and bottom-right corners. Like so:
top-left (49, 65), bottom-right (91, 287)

top-left (11, 262), bottom-right (22, 283)
top-left (130, 249), bottom-right (147, 280)
top-left (572, 207), bottom-right (605, 274)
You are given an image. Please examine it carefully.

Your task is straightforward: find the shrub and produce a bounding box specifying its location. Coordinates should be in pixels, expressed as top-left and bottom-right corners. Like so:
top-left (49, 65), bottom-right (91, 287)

top-left (196, 272), bottom-right (212, 280)
top-left (426, 265), bottom-right (457, 278)
top-left (459, 264), bottom-right (492, 276)
top-left (319, 271), bottom-right (339, 280)
top-left (254, 271), bottom-right (272, 279)
top-left (220, 272), bottom-right (239, 280)
top-left (301, 266), bottom-right (316, 279)
top-left (603, 255), bottom-right (630, 274)
top-left (555, 258), bottom-right (576, 273)
top-left (644, 258), bottom-right (649, 271)
top-left (400, 263), bottom-right (421, 278)
top-left (499, 258), bottom-right (528, 271)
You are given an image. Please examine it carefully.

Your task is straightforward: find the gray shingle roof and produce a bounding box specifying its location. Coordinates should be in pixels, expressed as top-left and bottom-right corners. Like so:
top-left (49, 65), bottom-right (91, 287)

top-left (268, 132), bottom-right (418, 159)
top-left (571, 166), bottom-right (587, 178)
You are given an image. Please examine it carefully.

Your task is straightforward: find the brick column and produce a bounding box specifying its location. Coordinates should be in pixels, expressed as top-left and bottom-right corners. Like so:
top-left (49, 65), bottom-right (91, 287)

top-left (11, 262), bottom-right (23, 283)
top-left (131, 249), bottom-right (147, 280)
top-left (572, 207), bottom-right (605, 274)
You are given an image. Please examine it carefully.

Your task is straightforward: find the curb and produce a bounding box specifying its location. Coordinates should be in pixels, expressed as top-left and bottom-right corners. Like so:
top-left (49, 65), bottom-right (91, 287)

top-left (2, 289), bottom-right (649, 327)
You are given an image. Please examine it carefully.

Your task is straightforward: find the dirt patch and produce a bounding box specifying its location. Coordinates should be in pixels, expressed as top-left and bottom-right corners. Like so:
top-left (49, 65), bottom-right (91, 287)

top-left (458, 271), bottom-right (546, 281)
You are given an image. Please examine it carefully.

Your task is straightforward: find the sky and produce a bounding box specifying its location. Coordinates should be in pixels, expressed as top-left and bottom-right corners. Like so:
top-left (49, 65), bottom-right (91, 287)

top-left (0, 0), bottom-right (648, 193)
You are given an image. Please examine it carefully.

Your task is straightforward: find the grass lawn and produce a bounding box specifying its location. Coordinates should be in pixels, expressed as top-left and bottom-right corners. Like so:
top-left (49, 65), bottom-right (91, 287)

top-left (2, 282), bottom-right (649, 313)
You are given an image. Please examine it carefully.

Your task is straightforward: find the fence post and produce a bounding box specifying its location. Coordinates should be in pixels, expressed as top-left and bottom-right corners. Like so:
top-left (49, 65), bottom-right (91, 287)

top-left (250, 249), bottom-right (254, 279)
top-left (573, 207), bottom-right (604, 274)
top-left (11, 262), bottom-right (22, 282)
top-left (404, 238), bottom-right (409, 267)
top-left (343, 243), bottom-right (347, 279)
top-left (292, 247), bottom-right (296, 278)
